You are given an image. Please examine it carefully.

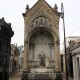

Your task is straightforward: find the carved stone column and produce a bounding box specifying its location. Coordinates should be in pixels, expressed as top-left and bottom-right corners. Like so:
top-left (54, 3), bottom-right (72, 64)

top-left (54, 42), bottom-right (58, 71)
top-left (23, 21), bottom-right (29, 70)
top-left (54, 41), bottom-right (60, 72)
top-left (72, 56), bottom-right (77, 80)
top-left (23, 41), bottom-right (28, 70)
top-left (57, 40), bottom-right (61, 71)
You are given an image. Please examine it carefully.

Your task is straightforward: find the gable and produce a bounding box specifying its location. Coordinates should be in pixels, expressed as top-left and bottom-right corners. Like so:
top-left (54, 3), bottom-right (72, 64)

top-left (23, 0), bottom-right (60, 19)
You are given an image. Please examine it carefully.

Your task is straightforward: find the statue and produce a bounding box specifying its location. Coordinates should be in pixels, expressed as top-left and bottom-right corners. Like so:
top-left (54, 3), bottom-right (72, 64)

top-left (38, 54), bottom-right (45, 67)
top-left (38, 53), bottom-right (50, 67)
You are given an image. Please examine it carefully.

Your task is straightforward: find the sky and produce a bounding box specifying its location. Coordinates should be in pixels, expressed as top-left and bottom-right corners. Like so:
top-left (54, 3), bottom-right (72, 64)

top-left (0, 0), bottom-right (80, 50)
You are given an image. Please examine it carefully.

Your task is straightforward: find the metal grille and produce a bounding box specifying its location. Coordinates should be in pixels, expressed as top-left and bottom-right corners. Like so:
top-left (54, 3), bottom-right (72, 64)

top-left (28, 73), bottom-right (54, 80)
top-left (35, 74), bottom-right (50, 80)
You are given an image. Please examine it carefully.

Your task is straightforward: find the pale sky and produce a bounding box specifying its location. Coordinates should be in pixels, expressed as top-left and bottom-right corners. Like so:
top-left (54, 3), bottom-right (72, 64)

top-left (0, 0), bottom-right (80, 50)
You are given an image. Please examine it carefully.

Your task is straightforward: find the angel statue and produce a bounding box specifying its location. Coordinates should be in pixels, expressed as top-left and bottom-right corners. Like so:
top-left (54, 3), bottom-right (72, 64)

top-left (38, 54), bottom-right (45, 67)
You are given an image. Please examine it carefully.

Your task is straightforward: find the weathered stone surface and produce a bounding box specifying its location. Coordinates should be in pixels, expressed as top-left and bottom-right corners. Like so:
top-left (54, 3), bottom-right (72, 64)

top-left (22, 0), bottom-right (61, 80)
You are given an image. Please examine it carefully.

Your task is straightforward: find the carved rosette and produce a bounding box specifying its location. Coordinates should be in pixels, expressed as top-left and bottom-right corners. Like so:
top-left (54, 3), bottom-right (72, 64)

top-left (29, 17), bottom-right (53, 32)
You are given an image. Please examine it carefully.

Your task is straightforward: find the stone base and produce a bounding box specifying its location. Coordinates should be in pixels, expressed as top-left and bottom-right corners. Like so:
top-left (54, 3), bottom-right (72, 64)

top-left (21, 71), bottom-right (53, 80)
top-left (21, 70), bottom-right (62, 80)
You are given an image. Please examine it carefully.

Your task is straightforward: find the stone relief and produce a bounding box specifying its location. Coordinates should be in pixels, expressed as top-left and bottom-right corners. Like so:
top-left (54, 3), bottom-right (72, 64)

top-left (29, 17), bottom-right (53, 32)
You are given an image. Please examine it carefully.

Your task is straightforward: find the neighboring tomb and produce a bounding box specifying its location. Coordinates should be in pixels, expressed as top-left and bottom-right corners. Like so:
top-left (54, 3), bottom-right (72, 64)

top-left (0, 18), bottom-right (14, 80)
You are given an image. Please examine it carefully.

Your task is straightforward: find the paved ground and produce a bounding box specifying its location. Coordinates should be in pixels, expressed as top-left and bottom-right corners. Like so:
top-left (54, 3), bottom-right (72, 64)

top-left (9, 70), bottom-right (22, 80)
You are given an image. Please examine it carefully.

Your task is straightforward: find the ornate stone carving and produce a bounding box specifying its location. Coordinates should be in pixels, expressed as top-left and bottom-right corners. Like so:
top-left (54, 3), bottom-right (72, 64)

top-left (29, 17), bottom-right (53, 32)
top-left (25, 0), bottom-right (59, 25)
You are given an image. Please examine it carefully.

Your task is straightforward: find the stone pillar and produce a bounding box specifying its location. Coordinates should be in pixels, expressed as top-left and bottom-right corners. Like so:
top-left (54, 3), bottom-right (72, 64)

top-left (23, 42), bottom-right (28, 70)
top-left (72, 56), bottom-right (77, 80)
top-left (54, 41), bottom-right (62, 80)
top-left (54, 41), bottom-right (60, 72)
top-left (57, 41), bottom-right (61, 71)
top-left (23, 21), bottom-right (29, 71)
top-left (76, 57), bottom-right (79, 80)
top-left (63, 54), bottom-right (66, 73)
top-left (22, 42), bottom-right (29, 80)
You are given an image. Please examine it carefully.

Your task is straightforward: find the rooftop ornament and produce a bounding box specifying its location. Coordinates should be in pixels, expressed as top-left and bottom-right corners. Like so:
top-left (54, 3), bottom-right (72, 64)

top-left (26, 4), bottom-right (29, 11)
top-left (54, 4), bottom-right (58, 11)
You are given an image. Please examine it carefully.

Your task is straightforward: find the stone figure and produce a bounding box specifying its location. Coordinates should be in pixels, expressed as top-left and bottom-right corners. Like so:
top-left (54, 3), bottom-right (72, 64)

top-left (38, 54), bottom-right (45, 67)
